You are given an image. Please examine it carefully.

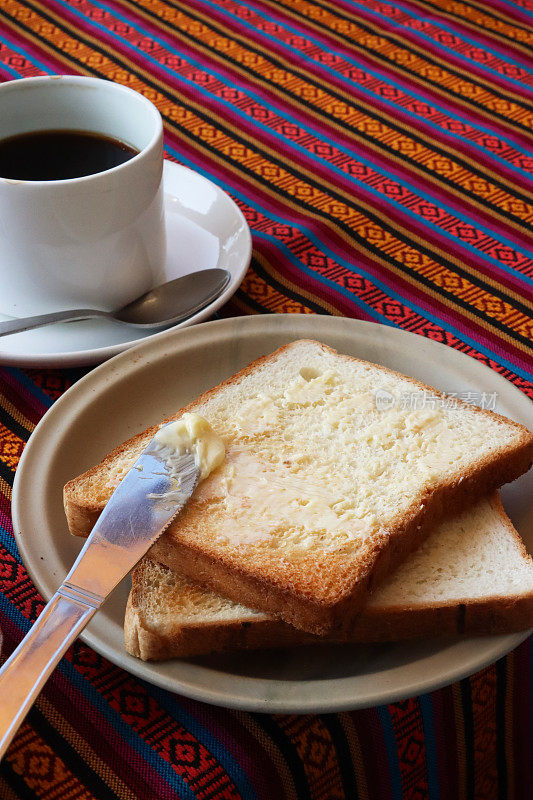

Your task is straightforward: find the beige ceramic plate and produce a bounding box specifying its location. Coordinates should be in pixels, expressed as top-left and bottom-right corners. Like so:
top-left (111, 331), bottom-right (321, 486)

top-left (12, 315), bottom-right (533, 712)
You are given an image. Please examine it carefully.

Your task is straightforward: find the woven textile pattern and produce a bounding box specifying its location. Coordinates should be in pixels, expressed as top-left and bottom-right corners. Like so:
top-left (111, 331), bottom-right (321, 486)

top-left (0, 0), bottom-right (532, 797)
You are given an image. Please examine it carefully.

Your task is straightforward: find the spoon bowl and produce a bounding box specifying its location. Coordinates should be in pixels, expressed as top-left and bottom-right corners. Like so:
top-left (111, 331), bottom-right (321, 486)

top-left (0, 269), bottom-right (231, 338)
top-left (114, 269), bottom-right (230, 327)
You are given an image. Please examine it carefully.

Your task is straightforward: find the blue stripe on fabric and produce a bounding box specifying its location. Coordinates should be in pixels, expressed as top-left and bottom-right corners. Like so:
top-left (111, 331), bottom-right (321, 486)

top-left (255, 231), bottom-right (533, 380)
top-left (0, 57), bottom-right (25, 79)
top-left (48, 0), bottom-right (533, 274)
top-left (419, 694), bottom-right (441, 800)
top-left (497, 0), bottom-right (533, 19)
top-left (251, 228), bottom-right (400, 323)
top-left (377, 706), bottom-right (403, 800)
top-left (5, 368), bottom-right (55, 409)
top-left (0, 33), bottom-right (55, 75)
top-left (105, 0), bottom-right (533, 180)
top-left (167, 143), bottom-right (533, 382)
top-left (0, 598), bottom-right (199, 800)
top-left (47, 0), bottom-right (533, 182)
top-left (1, 59), bottom-right (528, 381)
top-left (2, 27), bottom-right (513, 341)
top-left (148, 683), bottom-right (259, 800)
top-left (344, 0), bottom-right (533, 80)
top-left (207, 0), bottom-right (533, 162)
top-left (0, 525), bottom-right (22, 562)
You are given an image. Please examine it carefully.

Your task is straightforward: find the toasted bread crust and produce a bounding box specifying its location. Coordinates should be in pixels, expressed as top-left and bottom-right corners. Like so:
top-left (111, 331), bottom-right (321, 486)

top-left (124, 592), bottom-right (305, 660)
top-left (66, 340), bottom-right (533, 634)
top-left (126, 493), bottom-right (533, 660)
top-left (147, 440), bottom-right (533, 635)
top-left (125, 587), bottom-right (533, 660)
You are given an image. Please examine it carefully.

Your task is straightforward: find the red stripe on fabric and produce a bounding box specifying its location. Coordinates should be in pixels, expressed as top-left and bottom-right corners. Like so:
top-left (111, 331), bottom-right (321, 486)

top-left (81, 10), bottom-right (533, 257)
top-left (485, 0), bottom-right (533, 25)
top-left (0, 545), bottom-right (44, 623)
top-left (372, 0), bottom-right (533, 63)
top-left (107, 0), bottom-right (533, 185)
top-left (163, 143), bottom-right (533, 378)
top-left (512, 639), bottom-right (533, 799)
top-left (22, 368), bottom-right (80, 401)
top-left (210, 0), bottom-right (533, 148)
top-left (255, 232), bottom-right (533, 378)
top-left (327, 0), bottom-right (533, 97)
top-left (350, 708), bottom-right (395, 800)
top-left (180, 699), bottom-right (290, 800)
top-left (352, 0), bottom-right (533, 84)
top-left (387, 699), bottom-right (430, 798)
top-left (469, 665), bottom-right (499, 796)
top-left (0, 43), bottom-right (44, 77)
top-left (430, 685), bottom-right (461, 799)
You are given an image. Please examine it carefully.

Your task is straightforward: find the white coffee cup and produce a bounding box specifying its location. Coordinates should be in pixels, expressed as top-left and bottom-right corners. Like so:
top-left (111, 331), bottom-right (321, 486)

top-left (0, 75), bottom-right (166, 316)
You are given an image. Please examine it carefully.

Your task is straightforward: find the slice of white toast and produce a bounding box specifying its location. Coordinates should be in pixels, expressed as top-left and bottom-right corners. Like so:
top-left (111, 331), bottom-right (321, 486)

top-left (125, 495), bottom-right (533, 660)
top-left (64, 340), bottom-right (533, 634)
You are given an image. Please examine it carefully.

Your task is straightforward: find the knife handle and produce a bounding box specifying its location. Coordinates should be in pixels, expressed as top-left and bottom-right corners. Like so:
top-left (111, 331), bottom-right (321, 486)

top-left (0, 584), bottom-right (101, 760)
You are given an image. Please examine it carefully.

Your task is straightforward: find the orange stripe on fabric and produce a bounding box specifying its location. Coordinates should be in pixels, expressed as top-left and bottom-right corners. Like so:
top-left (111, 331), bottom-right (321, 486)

top-left (419, 0), bottom-right (533, 40)
top-left (505, 651), bottom-right (515, 800)
top-left (6, 719), bottom-right (96, 800)
top-left (337, 713), bottom-right (370, 800)
top-left (470, 664), bottom-right (499, 799)
top-left (275, 715), bottom-right (346, 800)
top-left (38, 696), bottom-right (136, 800)
top-left (10, 0), bottom-right (533, 256)
top-left (452, 682), bottom-right (468, 800)
top-left (0, 776), bottom-right (20, 800)
top-left (127, 0), bottom-right (533, 228)
top-left (229, 711), bottom-right (301, 800)
top-left (241, 264), bottom-right (314, 314)
top-left (0, 393), bottom-right (36, 435)
top-left (253, 252), bottom-right (338, 314)
top-left (266, 0), bottom-right (533, 124)
top-left (0, 421), bottom-right (26, 471)
top-left (4, 0), bottom-right (532, 352)
top-left (403, 0), bottom-right (533, 55)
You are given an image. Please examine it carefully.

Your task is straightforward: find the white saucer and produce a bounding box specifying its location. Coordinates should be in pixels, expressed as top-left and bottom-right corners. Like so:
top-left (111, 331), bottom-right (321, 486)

top-left (0, 161), bottom-right (251, 368)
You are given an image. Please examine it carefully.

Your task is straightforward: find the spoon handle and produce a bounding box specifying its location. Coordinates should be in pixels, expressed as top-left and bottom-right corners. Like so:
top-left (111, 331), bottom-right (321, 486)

top-left (0, 309), bottom-right (107, 336)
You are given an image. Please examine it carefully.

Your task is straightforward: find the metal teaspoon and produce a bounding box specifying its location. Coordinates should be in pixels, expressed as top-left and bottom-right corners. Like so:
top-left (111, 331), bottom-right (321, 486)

top-left (0, 268), bottom-right (231, 337)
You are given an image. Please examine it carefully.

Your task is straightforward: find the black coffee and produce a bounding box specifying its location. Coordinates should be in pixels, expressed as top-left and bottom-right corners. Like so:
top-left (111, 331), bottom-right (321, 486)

top-left (0, 129), bottom-right (139, 180)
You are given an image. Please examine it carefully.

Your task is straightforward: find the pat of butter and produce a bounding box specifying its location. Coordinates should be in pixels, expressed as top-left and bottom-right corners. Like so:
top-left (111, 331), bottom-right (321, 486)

top-left (155, 413), bottom-right (225, 481)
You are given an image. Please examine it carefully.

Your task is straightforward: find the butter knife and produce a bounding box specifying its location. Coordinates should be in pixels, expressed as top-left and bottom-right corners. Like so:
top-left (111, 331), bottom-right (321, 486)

top-left (0, 435), bottom-right (199, 759)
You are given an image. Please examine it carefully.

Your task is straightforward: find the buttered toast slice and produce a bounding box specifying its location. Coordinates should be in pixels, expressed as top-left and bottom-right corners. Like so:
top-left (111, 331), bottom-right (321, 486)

top-left (64, 340), bottom-right (533, 634)
top-left (125, 496), bottom-right (533, 660)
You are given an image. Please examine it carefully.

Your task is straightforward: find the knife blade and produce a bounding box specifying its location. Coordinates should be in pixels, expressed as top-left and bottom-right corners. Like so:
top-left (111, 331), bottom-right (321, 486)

top-left (65, 437), bottom-right (199, 602)
top-left (0, 432), bottom-right (200, 759)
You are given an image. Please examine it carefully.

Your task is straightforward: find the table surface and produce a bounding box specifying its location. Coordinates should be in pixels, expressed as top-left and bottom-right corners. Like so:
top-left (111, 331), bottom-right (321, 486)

top-left (0, 0), bottom-right (532, 798)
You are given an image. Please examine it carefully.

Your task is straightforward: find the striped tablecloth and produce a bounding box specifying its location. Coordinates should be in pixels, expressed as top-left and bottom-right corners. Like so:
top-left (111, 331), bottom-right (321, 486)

top-left (0, 0), bottom-right (532, 797)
